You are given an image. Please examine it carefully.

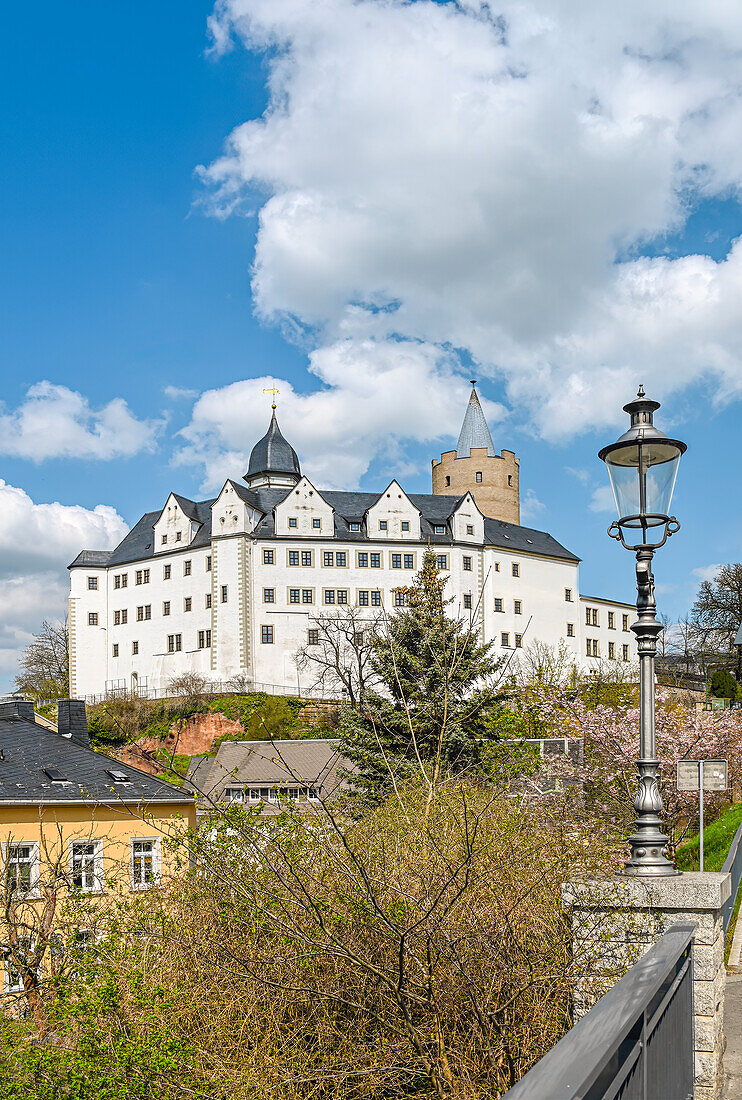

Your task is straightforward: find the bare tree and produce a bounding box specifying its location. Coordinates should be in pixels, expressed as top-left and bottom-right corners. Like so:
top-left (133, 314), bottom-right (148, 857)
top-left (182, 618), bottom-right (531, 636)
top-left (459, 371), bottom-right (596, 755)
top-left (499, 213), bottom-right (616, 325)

top-left (515, 640), bottom-right (578, 691)
top-left (669, 614), bottom-right (703, 674)
top-left (294, 607), bottom-right (383, 705)
top-left (15, 619), bottom-right (69, 701)
top-left (691, 563), bottom-right (742, 658)
top-left (167, 671), bottom-right (211, 705)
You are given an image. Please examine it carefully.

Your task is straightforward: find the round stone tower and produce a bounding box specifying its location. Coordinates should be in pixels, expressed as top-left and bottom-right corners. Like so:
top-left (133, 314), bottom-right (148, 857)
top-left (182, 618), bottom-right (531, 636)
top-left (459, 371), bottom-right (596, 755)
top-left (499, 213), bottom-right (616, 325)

top-left (432, 382), bottom-right (520, 524)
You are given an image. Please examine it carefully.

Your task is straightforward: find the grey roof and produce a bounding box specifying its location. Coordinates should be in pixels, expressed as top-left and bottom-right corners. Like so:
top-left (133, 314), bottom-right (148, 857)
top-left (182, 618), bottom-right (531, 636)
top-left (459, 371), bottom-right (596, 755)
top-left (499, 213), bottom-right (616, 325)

top-left (189, 738), bottom-right (348, 808)
top-left (735, 623), bottom-right (742, 648)
top-left (246, 411), bottom-right (301, 481)
top-left (69, 549), bottom-right (113, 568)
top-left (0, 709), bottom-right (192, 805)
top-left (457, 385), bottom-right (496, 458)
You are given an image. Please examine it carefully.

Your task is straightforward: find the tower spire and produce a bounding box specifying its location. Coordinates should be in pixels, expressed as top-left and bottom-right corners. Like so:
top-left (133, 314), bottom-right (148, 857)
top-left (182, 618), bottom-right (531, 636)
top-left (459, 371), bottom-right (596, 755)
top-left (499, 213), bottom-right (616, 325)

top-left (456, 382), bottom-right (496, 458)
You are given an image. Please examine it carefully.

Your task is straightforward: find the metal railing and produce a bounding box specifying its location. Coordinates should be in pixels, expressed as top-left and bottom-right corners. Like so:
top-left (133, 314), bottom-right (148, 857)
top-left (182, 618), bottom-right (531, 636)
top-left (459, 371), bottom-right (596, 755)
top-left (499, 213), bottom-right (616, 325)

top-left (722, 817), bottom-right (742, 936)
top-left (502, 923), bottom-right (695, 1100)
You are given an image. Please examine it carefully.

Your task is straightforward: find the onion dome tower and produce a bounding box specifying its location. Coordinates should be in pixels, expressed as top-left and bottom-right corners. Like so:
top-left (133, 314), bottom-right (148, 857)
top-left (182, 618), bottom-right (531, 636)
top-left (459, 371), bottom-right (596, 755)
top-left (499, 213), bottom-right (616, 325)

top-left (431, 382), bottom-right (520, 523)
top-left (244, 403), bottom-right (302, 491)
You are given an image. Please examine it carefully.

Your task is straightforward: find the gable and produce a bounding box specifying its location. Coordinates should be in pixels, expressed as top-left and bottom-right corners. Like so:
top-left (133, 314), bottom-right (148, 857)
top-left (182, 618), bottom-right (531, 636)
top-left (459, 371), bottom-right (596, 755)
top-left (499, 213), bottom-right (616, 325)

top-left (366, 482), bottom-right (421, 540)
top-left (274, 477), bottom-right (334, 537)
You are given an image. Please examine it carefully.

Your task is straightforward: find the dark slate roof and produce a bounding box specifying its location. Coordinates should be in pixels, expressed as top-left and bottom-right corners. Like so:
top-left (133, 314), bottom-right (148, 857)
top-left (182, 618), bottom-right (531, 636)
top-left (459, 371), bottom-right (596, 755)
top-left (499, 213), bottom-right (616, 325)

top-left (98, 498), bottom-right (216, 568)
top-left (483, 517), bottom-right (579, 562)
top-left (172, 494), bottom-right (203, 524)
top-left (68, 549), bottom-right (112, 568)
top-left (0, 712), bottom-right (192, 805)
top-left (246, 411), bottom-right (301, 481)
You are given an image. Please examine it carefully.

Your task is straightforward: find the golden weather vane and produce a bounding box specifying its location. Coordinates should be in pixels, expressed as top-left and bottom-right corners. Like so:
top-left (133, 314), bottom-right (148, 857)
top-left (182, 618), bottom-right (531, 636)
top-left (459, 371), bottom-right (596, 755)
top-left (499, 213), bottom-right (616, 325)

top-left (263, 386), bottom-right (280, 410)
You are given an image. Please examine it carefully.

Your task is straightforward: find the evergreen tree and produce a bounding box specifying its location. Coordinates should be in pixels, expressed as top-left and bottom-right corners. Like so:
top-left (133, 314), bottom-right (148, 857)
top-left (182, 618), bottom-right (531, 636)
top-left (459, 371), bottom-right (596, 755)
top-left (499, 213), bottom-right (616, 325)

top-left (339, 551), bottom-right (504, 799)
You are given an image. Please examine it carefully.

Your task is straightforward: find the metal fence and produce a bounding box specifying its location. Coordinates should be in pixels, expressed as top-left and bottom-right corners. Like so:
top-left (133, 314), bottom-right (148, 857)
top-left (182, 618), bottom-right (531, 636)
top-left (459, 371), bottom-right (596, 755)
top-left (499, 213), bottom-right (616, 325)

top-left (33, 681), bottom-right (346, 709)
top-left (722, 816), bottom-right (742, 936)
top-left (502, 923), bottom-right (695, 1100)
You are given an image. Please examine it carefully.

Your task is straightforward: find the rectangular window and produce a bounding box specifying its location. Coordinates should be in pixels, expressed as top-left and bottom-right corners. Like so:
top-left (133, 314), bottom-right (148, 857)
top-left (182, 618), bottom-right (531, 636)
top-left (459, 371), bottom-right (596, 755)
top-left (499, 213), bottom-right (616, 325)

top-left (263, 588), bottom-right (275, 604)
top-left (184, 561), bottom-right (192, 577)
top-left (466, 524), bottom-right (474, 535)
top-left (163, 601), bottom-right (170, 616)
top-left (512, 563), bottom-right (520, 578)
top-left (6, 843), bottom-right (36, 894)
top-left (494, 598), bottom-right (503, 613)
top-left (353, 631), bottom-right (364, 646)
top-left (289, 550), bottom-right (299, 566)
top-left (337, 589), bottom-right (348, 605)
top-left (221, 585), bottom-right (228, 603)
top-left (401, 521), bottom-right (410, 532)
top-left (475, 472), bottom-right (483, 483)
top-left (289, 588), bottom-right (300, 604)
top-left (308, 629), bottom-right (319, 646)
top-left (312, 519), bottom-right (321, 529)
top-left (132, 641), bottom-right (139, 655)
top-left (88, 612), bottom-right (98, 626)
top-left (623, 644), bottom-right (630, 662)
top-left (585, 608), bottom-right (591, 625)
top-left (592, 609), bottom-right (599, 626)
top-left (586, 639), bottom-right (599, 657)
top-left (463, 594), bottom-right (472, 610)
top-left (121, 609), bottom-right (127, 624)
top-left (608, 611), bottom-right (615, 630)
top-left (175, 532), bottom-right (182, 542)
top-left (358, 552), bottom-right (368, 568)
top-left (501, 632), bottom-right (510, 647)
top-left (167, 634), bottom-right (182, 653)
top-left (371, 590), bottom-right (382, 606)
top-left (436, 554), bottom-right (448, 570)
top-left (358, 590), bottom-right (369, 606)
top-left (301, 551), bottom-right (312, 567)
top-left (198, 630), bottom-right (212, 649)
top-left (323, 551), bottom-right (334, 567)
top-left (144, 569), bottom-right (150, 583)
top-left (87, 576), bottom-right (98, 590)
top-left (515, 633), bottom-right (523, 648)
top-left (324, 589), bottom-right (336, 604)
top-left (370, 553), bottom-right (381, 568)
top-left (565, 588), bottom-right (572, 602)
top-left (131, 839), bottom-right (158, 890)
top-left (288, 517), bottom-right (297, 528)
top-left (608, 641), bottom-right (616, 659)
top-left (112, 644), bottom-right (119, 657)
top-left (144, 605), bottom-right (151, 621)
top-left (264, 549), bottom-right (274, 565)
top-left (135, 570), bottom-right (143, 585)
top-left (114, 611), bottom-right (121, 626)
top-left (114, 575), bottom-right (121, 590)
top-left (391, 553), bottom-right (402, 569)
top-left (184, 597), bottom-right (192, 612)
top-left (623, 614), bottom-right (630, 631)
top-left (394, 591), bottom-right (405, 607)
top-left (164, 564), bottom-right (171, 580)
top-left (379, 521), bottom-right (388, 531)
top-left (261, 625), bottom-right (274, 644)
top-left (302, 589), bottom-right (313, 604)
top-left (514, 600), bottom-right (522, 615)
top-left (206, 555), bottom-right (212, 572)
top-left (71, 840), bottom-right (101, 894)
top-left (205, 593), bottom-right (212, 609)
top-left (433, 525), bottom-right (445, 534)
top-left (494, 562), bottom-right (500, 572)
top-left (336, 551), bottom-right (347, 567)
top-left (404, 554), bottom-right (414, 569)
top-left (566, 623), bottom-right (574, 637)
top-left (463, 555), bottom-right (472, 571)
top-left (349, 522), bottom-right (360, 531)
top-left (161, 534), bottom-right (168, 545)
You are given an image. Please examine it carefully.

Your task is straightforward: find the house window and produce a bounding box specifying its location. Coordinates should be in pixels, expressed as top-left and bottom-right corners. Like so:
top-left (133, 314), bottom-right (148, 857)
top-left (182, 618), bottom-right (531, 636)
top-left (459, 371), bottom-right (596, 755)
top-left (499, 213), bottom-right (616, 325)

top-left (512, 563), bottom-right (520, 577)
top-left (586, 608), bottom-right (599, 626)
top-left (289, 550), bottom-right (300, 566)
top-left (302, 589), bottom-right (313, 604)
top-left (349, 523), bottom-right (360, 532)
top-left (608, 611), bottom-right (615, 630)
top-left (175, 532), bottom-right (182, 543)
top-left (88, 613), bottom-right (98, 626)
top-left (379, 521), bottom-right (388, 531)
top-left (264, 549), bottom-right (274, 565)
top-left (87, 576), bottom-right (98, 591)
top-left (135, 570), bottom-right (143, 585)
top-left (112, 644), bottom-right (119, 657)
top-left (184, 597), bottom-right (192, 612)
top-left (463, 556), bottom-right (472, 571)
top-left (475, 472), bottom-right (483, 483)
top-left (586, 639), bottom-right (599, 657)
top-left (436, 554), bottom-right (448, 570)
top-left (515, 633), bottom-right (523, 648)
top-left (337, 590), bottom-right (348, 605)
top-left (565, 588), bottom-right (572, 602)
top-left (130, 839), bottom-right (158, 890)
top-left (358, 552), bottom-right (368, 568)
top-left (198, 630), bottom-right (212, 649)
top-left (184, 561), bottom-right (192, 577)
top-left (312, 519), bottom-right (321, 529)
top-left (501, 632), bottom-right (510, 647)
top-left (514, 600), bottom-right (522, 615)
top-left (263, 588), bottom-right (275, 604)
top-left (394, 591), bottom-right (406, 607)
top-left (623, 614), bottom-right (630, 631)
top-left (324, 551), bottom-right (334, 567)
top-left (466, 525), bottom-right (474, 535)
top-left (494, 598), bottom-right (503, 613)
top-left (114, 575), bottom-right (121, 590)
top-left (164, 564), bottom-right (171, 580)
top-left (289, 589), bottom-right (300, 604)
top-left (391, 553), bottom-right (402, 569)
top-left (623, 644), bottom-right (630, 662)
top-left (70, 840), bottom-right (101, 894)
top-left (144, 605), bottom-right (151, 620)
top-left (121, 574), bottom-right (128, 587)
top-left (324, 590), bottom-right (336, 604)
top-left (132, 641), bottom-right (139, 655)
top-left (122, 609), bottom-right (128, 624)
top-left (433, 525), bottom-right (445, 534)
top-left (261, 625), bottom-right (274, 644)
top-left (206, 555), bottom-right (212, 572)
top-left (402, 553), bottom-right (413, 569)
top-left (114, 611), bottom-right (121, 626)
top-left (370, 590), bottom-right (382, 606)
top-left (205, 593), bottom-right (212, 609)
top-left (609, 641), bottom-right (616, 659)
top-left (308, 629), bottom-right (319, 646)
top-left (336, 552), bottom-right (347, 567)
top-left (301, 551), bottom-right (312, 567)
top-left (221, 585), bottom-right (228, 603)
top-left (463, 594), bottom-right (472, 610)
top-left (566, 623), bottom-right (574, 638)
top-left (370, 553), bottom-right (381, 568)
top-left (289, 517), bottom-right (298, 528)
top-left (161, 535), bottom-right (168, 545)
top-left (163, 601), bottom-right (170, 616)
top-left (167, 634), bottom-right (182, 653)
top-left (224, 787), bottom-right (243, 802)
top-left (358, 590), bottom-right (369, 606)
top-left (353, 631), bottom-right (364, 646)
top-left (401, 521), bottom-right (410, 532)
top-left (7, 843), bottom-right (37, 894)
top-left (494, 562), bottom-right (500, 572)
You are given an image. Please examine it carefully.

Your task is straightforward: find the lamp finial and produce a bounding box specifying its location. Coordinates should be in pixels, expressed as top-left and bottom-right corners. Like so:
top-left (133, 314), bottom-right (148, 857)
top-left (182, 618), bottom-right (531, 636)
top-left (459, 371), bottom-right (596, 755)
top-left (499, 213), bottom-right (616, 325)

top-left (637, 384), bottom-right (645, 398)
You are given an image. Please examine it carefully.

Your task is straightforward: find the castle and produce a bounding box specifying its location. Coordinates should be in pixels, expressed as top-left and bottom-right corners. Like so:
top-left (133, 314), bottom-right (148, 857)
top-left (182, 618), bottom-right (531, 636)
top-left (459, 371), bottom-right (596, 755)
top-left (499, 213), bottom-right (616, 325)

top-left (68, 385), bottom-right (635, 699)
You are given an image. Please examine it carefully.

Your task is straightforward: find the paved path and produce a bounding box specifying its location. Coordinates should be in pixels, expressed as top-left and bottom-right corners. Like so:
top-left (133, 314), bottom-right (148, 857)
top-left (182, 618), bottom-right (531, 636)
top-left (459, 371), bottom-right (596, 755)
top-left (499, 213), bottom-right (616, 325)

top-left (724, 972), bottom-right (742, 1098)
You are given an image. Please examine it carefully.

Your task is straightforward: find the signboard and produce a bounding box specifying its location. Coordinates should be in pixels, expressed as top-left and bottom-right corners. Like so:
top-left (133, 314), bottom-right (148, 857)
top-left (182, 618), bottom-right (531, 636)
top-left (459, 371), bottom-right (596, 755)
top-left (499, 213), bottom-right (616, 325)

top-left (676, 759), bottom-right (728, 792)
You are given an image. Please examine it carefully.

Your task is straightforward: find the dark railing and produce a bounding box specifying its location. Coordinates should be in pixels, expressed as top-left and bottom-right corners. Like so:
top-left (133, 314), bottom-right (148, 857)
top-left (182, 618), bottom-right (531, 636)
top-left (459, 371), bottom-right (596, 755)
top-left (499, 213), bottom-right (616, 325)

top-left (502, 923), bottom-right (694, 1100)
top-left (722, 817), bottom-right (742, 936)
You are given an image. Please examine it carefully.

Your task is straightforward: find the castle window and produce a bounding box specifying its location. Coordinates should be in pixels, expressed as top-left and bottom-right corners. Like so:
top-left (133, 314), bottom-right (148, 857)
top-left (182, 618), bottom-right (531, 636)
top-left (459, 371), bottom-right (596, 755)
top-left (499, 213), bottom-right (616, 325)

top-left (445, 476), bottom-right (450, 487)
top-left (349, 523), bottom-right (360, 532)
top-left (205, 594), bottom-right (212, 609)
top-left (264, 549), bottom-right (274, 565)
top-left (167, 634), bottom-right (182, 653)
top-left (608, 612), bottom-right (615, 630)
top-left (114, 611), bottom-right (121, 626)
top-left (312, 519), bottom-right (321, 529)
top-left (501, 632), bottom-right (510, 647)
top-left (623, 614), bottom-right (630, 630)
top-left (289, 518), bottom-right (297, 528)
top-left (302, 589), bottom-right (313, 604)
top-left (132, 641), bottom-right (139, 655)
top-left (404, 554), bottom-right (414, 569)
top-left (436, 554), bottom-right (448, 570)
top-left (301, 551), bottom-right (312, 567)
top-left (394, 591), bottom-right (406, 607)
top-left (261, 626), bottom-right (274, 645)
top-left (514, 600), bottom-right (522, 615)
top-left (463, 594), bottom-right (472, 610)
top-left (494, 598), bottom-right (503, 613)
top-left (512, 563), bottom-right (520, 578)
top-left (112, 644), bottom-right (119, 657)
top-left (358, 552), bottom-right (368, 568)
top-left (184, 597), bottom-right (192, 612)
top-left (263, 589), bottom-right (274, 604)
top-left (623, 645), bottom-right (630, 661)
top-left (289, 589), bottom-right (300, 604)
top-left (564, 588), bottom-right (572, 602)
top-left (371, 591), bottom-right (382, 606)
top-left (336, 552), bottom-right (347, 567)
top-left (164, 564), bottom-right (171, 580)
top-left (163, 601), bottom-right (170, 616)
top-left (466, 525), bottom-right (474, 536)
top-left (475, 472), bottom-right (483, 483)
top-left (463, 556), bottom-right (472, 571)
top-left (370, 553), bottom-right (381, 568)
top-left (324, 552), bottom-right (334, 567)
top-left (433, 525), bottom-right (445, 534)
top-left (198, 630), bottom-right (212, 649)
top-left (391, 554), bottom-right (402, 569)
top-left (358, 591), bottom-right (369, 606)
top-left (379, 521), bottom-right (388, 531)
top-left (324, 590), bottom-right (336, 605)
top-left (508, 475), bottom-right (513, 486)
top-left (515, 633), bottom-right (523, 648)
top-left (221, 585), bottom-right (228, 603)
top-left (401, 521), bottom-right (410, 532)
top-left (609, 642), bottom-right (616, 659)
top-left (289, 551), bottom-right (299, 566)
top-left (308, 629), bottom-right (319, 646)
top-left (567, 623), bottom-right (574, 637)
top-left (175, 532), bottom-right (182, 542)
top-left (184, 561), bottom-right (192, 577)
top-left (161, 535), bottom-right (167, 545)
top-left (114, 575), bottom-right (121, 589)
top-left (206, 556), bottom-right (212, 572)
top-left (87, 576), bottom-right (98, 590)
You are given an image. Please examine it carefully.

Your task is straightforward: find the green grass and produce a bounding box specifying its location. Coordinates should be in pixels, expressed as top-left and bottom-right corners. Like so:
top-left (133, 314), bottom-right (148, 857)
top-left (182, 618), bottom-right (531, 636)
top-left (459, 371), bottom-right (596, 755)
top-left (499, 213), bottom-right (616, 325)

top-left (676, 801), bottom-right (742, 872)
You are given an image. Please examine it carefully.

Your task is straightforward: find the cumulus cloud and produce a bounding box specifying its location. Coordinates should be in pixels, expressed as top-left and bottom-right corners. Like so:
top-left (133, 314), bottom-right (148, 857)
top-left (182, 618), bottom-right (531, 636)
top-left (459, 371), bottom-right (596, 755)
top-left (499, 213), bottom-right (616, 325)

top-left (520, 489), bottom-right (546, 523)
top-left (692, 563), bottom-right (722, 584)
top-left (0, 481), bottom-right (128, 684)
top-left (194, 0), bottom-right (742, 456)
top-left (164, 385), bottom-right (199, 401)
top-left (0, 382), bottom-right (163, 461)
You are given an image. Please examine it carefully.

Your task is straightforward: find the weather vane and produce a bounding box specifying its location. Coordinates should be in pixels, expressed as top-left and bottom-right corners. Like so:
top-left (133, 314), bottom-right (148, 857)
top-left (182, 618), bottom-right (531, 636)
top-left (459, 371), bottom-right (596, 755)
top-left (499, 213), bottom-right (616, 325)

top-left (263, 386), bottom-right (280, 410)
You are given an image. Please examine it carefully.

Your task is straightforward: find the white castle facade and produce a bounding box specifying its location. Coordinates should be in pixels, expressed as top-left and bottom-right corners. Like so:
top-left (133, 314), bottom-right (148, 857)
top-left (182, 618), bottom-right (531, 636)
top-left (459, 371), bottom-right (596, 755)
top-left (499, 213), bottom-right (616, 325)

top-left (68, 386), bottom-right (636, 699)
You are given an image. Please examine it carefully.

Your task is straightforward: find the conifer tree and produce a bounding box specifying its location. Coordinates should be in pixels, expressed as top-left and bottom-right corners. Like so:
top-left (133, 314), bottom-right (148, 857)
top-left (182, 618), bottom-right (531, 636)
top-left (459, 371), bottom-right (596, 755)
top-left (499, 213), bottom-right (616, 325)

top-left (339, 550), bottom-right (504, 799)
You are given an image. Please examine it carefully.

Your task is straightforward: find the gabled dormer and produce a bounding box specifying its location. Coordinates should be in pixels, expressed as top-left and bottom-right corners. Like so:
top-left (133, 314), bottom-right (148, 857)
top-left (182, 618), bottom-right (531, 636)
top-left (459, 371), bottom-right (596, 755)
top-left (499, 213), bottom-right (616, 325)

top-left (451, 493), bottom-right (485, 544)
top-left (212, 481), bottom-right (262, 538)
top-left (366, 482), bottom-right (421, 540)
top-left (274, 477), bottom-right (334, 537)
top-left (153, 494), bottom-right (202, 553)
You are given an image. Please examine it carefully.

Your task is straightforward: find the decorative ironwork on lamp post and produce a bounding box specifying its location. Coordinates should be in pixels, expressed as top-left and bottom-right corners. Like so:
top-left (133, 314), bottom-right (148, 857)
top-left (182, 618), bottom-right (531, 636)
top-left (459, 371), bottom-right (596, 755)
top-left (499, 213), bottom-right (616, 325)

top-left (598, 387), bottom-right (686, 876)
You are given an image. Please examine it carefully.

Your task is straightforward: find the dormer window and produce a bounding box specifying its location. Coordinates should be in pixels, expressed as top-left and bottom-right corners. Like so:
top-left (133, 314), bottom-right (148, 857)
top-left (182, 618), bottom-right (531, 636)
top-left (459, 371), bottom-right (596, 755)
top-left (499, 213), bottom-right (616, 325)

top-left (175, 531), bottom-right (182, 542)
top-left (466, 525), bottom-right (474, 535)
top-left (161, 535), bottom-right (167, 545)
top-left (312, 519), bottom-right (321, 529)
top-left (349, 523), bottom-right (360, 532)
top-left (434, 525), bottom-right (445, 534)
top-left (289, 518), bottom-right (298, 529)
top-left (401, 521), bottom-right (410, 532)
top-left (379, 521), bottom-right (388, 531)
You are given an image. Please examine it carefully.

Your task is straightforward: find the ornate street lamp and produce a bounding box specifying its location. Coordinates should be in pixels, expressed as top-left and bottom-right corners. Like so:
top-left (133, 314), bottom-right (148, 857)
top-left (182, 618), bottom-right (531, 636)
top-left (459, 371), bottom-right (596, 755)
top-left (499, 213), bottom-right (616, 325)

top-left (599, 387), bottom-right (686, 876)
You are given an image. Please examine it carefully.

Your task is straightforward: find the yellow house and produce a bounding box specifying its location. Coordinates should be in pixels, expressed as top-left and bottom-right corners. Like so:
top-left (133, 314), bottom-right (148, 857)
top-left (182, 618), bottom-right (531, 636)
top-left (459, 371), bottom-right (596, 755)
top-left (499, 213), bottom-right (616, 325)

top-left (0, 698), bottom-right (195, 1000)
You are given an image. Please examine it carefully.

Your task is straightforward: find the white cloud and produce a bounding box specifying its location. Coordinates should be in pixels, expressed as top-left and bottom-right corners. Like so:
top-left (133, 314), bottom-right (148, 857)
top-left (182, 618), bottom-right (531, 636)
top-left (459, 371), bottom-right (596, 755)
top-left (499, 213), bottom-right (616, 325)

top-left (0, 481), bottom-right (128, 686)
top-left (589, 485), bottom-right (616, 514)
top-left (196, 0), bottom-right (742, 450)
top-left (692, 563), bottom-right (722, 584)
top-left (164, 385), bottom-right (199, 401)
top-left (0, 382), bottom-right (163, 461)
top-left (520, 488), bottom-right (546, 523)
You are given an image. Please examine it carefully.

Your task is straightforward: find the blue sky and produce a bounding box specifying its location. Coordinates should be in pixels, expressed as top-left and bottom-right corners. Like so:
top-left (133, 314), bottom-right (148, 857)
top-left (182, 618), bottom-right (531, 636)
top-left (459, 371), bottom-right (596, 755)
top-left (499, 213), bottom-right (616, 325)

top-left (1, 0), bottom-right (742, 685)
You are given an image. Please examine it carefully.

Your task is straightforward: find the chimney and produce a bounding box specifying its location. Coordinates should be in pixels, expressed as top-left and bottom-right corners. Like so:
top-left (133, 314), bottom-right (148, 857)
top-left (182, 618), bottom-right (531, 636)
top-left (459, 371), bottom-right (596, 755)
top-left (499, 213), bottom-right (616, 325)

top-left (0, 699), bottom-right (36, 722)
top-left (58, 700), bottom-right (89, 747)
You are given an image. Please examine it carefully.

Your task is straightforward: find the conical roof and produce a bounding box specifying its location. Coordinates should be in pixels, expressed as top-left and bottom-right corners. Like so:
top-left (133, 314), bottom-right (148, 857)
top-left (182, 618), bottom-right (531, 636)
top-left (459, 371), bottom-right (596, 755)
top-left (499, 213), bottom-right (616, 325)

top-left (456, 383), bottom-right (496, 458)
top-left (245, 411), bottom-right (301, 481)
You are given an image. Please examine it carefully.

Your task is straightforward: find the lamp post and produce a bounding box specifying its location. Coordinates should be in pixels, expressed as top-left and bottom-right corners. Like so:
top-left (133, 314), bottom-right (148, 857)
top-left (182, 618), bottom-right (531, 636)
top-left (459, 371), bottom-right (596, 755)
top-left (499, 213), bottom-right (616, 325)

top-left (598, 387), bottom-right (686, 876)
